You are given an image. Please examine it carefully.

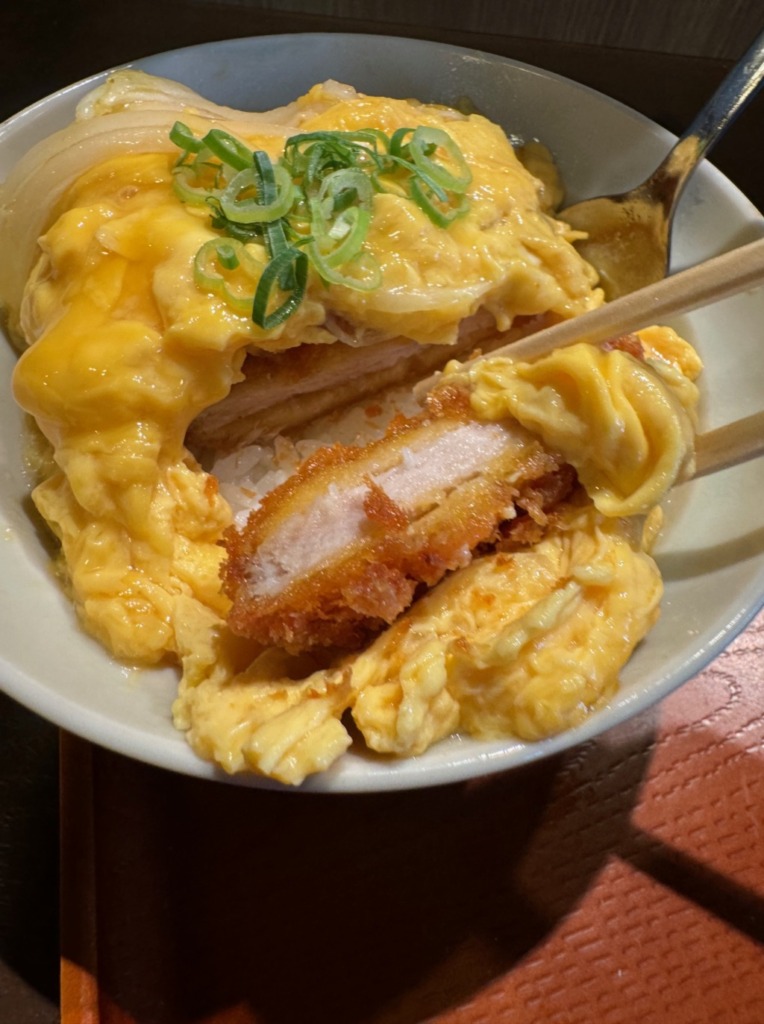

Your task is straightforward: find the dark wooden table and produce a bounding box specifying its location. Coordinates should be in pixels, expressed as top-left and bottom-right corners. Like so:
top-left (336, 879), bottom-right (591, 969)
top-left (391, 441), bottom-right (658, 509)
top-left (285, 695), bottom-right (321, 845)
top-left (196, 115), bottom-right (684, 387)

top-left (1, 5), bottom-right (763, 1023)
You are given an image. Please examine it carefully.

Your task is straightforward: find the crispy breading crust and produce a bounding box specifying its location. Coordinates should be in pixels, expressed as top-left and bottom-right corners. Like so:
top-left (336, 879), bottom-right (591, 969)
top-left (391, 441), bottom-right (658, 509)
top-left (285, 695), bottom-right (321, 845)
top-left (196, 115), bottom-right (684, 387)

top-left (222, 384), bottom-right (573, 651)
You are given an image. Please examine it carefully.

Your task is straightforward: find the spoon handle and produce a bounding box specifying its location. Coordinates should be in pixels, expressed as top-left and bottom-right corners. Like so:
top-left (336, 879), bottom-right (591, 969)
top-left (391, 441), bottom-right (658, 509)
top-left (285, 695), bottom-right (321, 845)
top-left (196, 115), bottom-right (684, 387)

top-left (684, 27), bottom-right (764, 155)
top-left (656, 28), bottom-right (764, 201)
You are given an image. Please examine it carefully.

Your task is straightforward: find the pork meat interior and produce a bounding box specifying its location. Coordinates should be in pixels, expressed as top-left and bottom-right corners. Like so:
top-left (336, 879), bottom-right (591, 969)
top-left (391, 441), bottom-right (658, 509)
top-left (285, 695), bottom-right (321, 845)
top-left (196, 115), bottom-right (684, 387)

top-left (223, 383), bottom-right (573, 651)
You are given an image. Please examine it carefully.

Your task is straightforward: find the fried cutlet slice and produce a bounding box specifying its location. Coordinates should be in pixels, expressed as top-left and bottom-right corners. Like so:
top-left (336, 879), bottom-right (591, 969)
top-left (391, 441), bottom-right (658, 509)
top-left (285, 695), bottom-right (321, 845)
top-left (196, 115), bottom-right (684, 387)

top-left (222, 384), bottom-right (572, 652)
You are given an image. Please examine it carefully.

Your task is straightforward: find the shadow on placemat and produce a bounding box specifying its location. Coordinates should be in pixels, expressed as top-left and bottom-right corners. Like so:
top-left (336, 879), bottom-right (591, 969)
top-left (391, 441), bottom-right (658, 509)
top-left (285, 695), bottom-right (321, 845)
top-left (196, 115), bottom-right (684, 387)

top-left (623, 824), bottom-right (764, 946)
top-left (60, 723), bottom-right (658, 1024)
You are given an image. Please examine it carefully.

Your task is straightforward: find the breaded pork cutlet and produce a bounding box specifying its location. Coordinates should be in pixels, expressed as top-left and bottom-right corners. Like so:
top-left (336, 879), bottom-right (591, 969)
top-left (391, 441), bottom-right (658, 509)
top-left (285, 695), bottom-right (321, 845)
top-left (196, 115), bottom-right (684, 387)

top-left (222, 381), bottom-right (576, 652)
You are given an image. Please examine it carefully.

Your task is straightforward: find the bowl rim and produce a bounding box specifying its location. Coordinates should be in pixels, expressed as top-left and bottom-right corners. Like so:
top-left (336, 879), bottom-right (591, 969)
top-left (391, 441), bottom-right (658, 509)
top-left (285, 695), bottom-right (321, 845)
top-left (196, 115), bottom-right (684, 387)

top-left (1, 31), bottom-right (763, 793)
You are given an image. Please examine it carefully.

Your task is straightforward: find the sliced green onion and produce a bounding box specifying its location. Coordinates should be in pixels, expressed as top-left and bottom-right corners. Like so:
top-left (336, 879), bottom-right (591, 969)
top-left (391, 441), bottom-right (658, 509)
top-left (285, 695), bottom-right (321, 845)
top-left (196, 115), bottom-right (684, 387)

top-left (207, 199), bottom-right (263, 243)
top-left (252, 150), bottom-right (279, 206)
top-left (286, 128), bottom-right (387, 148)
top-left (410, 176), bottom-right (470, 227)
top-left (388, 127), bottom-right (415, 159)
top-left (284, 129), bottom-right (387, 167)
top-left (308, 242), bottom-right (382, 291)
top-left (220, 164), bottom-right (295, 224)
top-left (408, 126), bottom-right (472, 194)
top-left (172, 164), bottom-right (224, 205)
top-left (317, 167), bottom-right (374, 216)
top-left (194, 238), bottom-right (264, 315)
top-left (171, 120), bottom-right (474, 328)
top-left (200, 128), bottom-right (254, 172)
top-left (310, 201), bottom-right (370, 267)
top-left (282, 130), bottom-right (388, 192)
top-left (169, 121), bottom-right (204, 155)
top-left (252, 246), bottom-right (308, 329)
top-left (215, 242), bottom-right (240, 270)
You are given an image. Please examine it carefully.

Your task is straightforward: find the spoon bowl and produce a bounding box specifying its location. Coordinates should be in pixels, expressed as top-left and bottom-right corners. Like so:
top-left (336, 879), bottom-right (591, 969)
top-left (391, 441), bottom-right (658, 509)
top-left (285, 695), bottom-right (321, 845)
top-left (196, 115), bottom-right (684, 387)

top-left (561, 30), bottom-right (764, 299)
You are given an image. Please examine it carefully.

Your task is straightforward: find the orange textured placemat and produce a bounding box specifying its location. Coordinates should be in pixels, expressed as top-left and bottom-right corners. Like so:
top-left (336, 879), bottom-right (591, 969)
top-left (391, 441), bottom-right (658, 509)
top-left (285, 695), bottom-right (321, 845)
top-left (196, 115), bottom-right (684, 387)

top-left (60, 611), bottom-right (764, 1024)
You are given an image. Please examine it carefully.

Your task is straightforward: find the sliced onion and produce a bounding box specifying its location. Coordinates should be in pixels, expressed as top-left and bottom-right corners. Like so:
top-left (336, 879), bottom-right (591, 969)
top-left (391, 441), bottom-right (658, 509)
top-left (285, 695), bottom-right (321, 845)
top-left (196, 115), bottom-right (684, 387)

top-left (0, 70), bottom-right (314, 328)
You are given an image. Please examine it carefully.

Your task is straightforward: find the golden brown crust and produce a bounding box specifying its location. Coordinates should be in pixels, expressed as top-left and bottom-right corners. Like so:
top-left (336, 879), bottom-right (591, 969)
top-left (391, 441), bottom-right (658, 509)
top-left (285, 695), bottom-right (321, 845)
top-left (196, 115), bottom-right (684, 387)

top-left (222, 387), bottom-right (572, 652)
top-left (362, 478), bottom-right (410, 530)
top-left (601, 333), bottom-right (646, 359)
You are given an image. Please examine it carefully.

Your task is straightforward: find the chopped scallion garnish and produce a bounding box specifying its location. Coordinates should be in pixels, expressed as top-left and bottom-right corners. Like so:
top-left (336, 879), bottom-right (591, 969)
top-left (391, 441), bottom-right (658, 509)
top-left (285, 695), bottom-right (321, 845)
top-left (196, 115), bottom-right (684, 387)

top-left (202, 128), bottom-right (254, 172)
top-left (170, 118), bottom-right (472, 328)
top-left (252, 246), bottom-right (309, 329)
top-left (220, 164), bottom-right (295, 225)
top-left (169, 121), bottom-right (204, 155)
top-left (408, 127), bottom-right (472, 194)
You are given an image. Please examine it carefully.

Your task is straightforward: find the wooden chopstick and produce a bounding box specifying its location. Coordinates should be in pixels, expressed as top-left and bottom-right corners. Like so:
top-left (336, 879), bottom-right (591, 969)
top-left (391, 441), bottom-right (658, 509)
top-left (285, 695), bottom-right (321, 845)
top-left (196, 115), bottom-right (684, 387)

top-left (416, 235), bottom-right (764, 479)
top-left (693, 409), bottom-right (764, 478)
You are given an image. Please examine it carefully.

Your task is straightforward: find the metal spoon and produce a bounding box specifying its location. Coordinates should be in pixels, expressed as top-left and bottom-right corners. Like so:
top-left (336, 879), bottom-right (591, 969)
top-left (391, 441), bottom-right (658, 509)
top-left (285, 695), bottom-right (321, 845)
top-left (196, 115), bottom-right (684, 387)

top-left (560, 29), bottom-right (764, 300)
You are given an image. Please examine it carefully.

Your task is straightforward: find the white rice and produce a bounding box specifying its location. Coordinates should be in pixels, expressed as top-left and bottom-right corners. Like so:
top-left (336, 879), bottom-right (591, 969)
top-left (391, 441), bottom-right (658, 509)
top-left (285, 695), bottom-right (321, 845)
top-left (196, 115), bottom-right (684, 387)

top-left (211, 382), bottom-right (423, 529)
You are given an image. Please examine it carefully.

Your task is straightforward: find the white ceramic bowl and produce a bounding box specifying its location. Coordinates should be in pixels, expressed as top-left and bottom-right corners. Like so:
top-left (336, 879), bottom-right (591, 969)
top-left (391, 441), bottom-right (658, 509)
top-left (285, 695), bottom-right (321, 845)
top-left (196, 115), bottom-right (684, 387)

top-left (1, 34), bottom-right (763, 791)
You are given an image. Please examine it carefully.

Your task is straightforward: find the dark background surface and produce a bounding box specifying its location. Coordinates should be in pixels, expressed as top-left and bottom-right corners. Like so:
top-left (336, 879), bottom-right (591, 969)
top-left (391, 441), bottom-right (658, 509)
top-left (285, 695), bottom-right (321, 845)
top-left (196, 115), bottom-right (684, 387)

top-left (2, 2), bottom-right (764, 206)
top-left (1, 2), bottom-right (763, 1021)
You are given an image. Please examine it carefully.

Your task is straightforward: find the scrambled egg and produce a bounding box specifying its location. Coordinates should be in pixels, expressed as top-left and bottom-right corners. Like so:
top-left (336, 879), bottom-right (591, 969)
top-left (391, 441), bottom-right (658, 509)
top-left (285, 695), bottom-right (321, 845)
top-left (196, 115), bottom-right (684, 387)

top-left (5, 72), bottom-right (703, 784)
top-left (464, 327), bottom-right (702, 516)
top-left (179, 504), bottom-right (666, 780)
top-left (292, 88), bottom-right (602, 343)
top-left (352, 505), bottom-right (663, 749)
